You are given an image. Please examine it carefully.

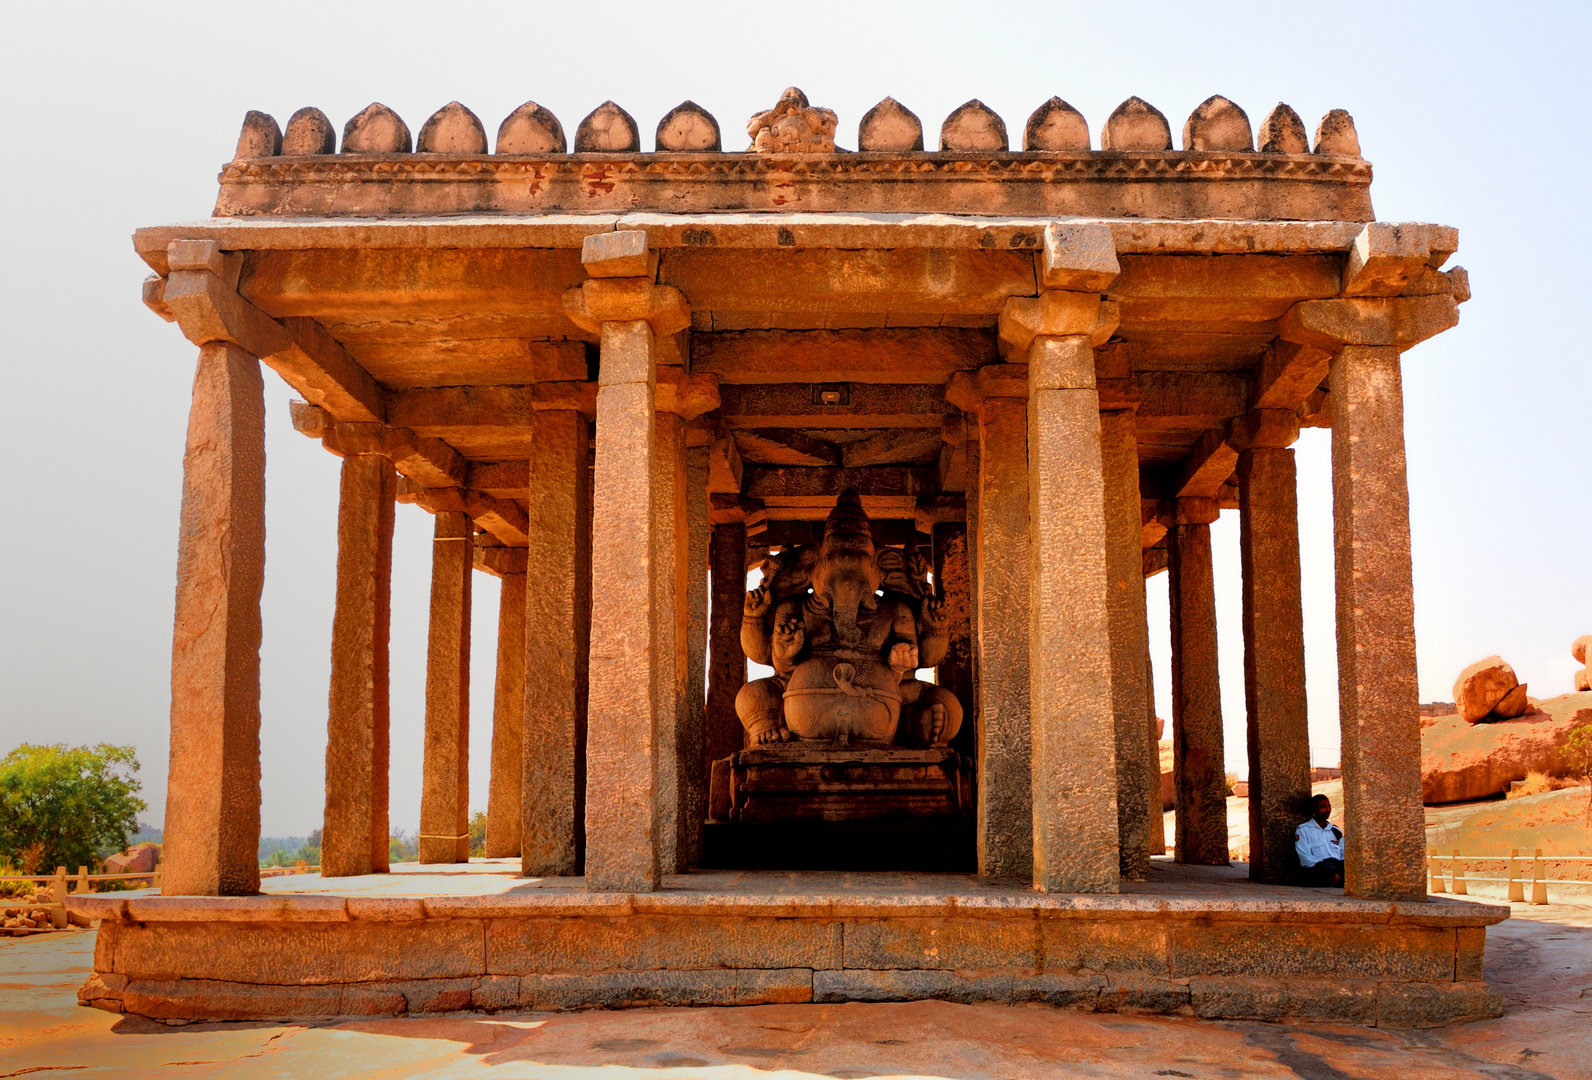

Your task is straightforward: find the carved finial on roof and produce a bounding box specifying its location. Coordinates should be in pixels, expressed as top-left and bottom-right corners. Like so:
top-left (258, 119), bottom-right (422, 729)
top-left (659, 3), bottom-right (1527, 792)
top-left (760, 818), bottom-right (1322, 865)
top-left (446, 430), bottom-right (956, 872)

top-left (656, 101), bottom-right (722, 152)
top-left (1183, 95), bottom-right (1253, 152)
top-left (1101, 97), bottom-right (1172, 151)
top-left (1024, 97), bottom-right (1089, 151)
top-left (1257, 103), bottom-right (1308, 154)
top-left (282, 108), bottom-right (336, 155)
top-left (418, 102), bottom-right (487, 154)
top-left (342, 103), bottom-right (411, 154)
top-left (858, 97), bottom-right (923, 152)
top-left (575, 101), bottom-right (640, 153)
top-left (747, 87), bottom-right (838, 153)
top-left (940, 100), bottom-right (1007, 152)
top-left (496, 101), bottom-right (565, 154)
top-left (234, 111), bottom-right (282, 160)
top-left (1314, 109), bottom-right (1362, 157)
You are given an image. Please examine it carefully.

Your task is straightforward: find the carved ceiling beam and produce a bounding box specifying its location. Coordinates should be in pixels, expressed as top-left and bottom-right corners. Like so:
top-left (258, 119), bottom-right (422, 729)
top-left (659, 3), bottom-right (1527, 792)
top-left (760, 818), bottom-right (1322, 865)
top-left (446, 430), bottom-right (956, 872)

top-left (692, 328), bottom-right (995, 385)
top-left (717, 383), bottom-right (951, 430)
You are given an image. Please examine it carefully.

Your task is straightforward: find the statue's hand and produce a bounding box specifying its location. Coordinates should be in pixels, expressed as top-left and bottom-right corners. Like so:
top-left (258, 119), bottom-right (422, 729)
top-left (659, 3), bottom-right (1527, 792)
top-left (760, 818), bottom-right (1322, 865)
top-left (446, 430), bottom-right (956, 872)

top-left (920, 594), bottom-right (948, 629)
top-left (889, 642), bottom-right (919, 673)
top-left (744, 581), bottom-right (772, 619)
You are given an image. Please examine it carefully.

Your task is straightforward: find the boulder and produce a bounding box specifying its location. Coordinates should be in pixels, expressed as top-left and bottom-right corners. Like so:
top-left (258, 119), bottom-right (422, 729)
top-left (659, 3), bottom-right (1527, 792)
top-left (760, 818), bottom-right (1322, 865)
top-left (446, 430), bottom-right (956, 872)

top-left (1453, 656), bottom-right (1526, 722)
top-left (1421, 691), bottom-right (1592, 803)
top-left (1159, 739), bottom-right (1174, 811)
top-left (103, 843), bottom-right (158, 875)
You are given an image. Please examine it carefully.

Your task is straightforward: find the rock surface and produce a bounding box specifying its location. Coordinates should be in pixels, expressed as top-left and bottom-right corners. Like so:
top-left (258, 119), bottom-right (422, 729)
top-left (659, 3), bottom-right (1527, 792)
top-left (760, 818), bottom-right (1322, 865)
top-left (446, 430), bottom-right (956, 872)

top-left (102, 844), bottom-right (157, 876)
top-left (1421, 691), bottom-right (1592, 803)
top-left (1453, 656), bottom-right (1527, 722)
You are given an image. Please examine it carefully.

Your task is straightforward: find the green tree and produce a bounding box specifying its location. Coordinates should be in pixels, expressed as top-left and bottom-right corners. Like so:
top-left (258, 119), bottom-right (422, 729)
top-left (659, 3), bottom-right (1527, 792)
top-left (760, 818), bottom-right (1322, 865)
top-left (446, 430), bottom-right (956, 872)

top-left (1565, 722), bottom-right (1592, 824)
top-left (0, 744), bottom-right (145, 873)
top-left (469, 811), bottom-right (487, 858)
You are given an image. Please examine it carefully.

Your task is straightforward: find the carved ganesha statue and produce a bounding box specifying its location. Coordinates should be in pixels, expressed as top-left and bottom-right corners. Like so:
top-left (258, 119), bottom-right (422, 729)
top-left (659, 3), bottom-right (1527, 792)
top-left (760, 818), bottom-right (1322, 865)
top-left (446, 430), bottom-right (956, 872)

top-left (736, 489), bottom-right (964, 748)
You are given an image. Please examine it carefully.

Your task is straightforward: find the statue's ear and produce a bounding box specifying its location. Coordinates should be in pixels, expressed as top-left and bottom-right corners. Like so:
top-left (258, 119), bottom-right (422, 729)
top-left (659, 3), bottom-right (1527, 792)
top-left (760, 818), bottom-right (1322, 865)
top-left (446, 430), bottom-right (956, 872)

top-left (770, 544), bottom-right (819, 599)
top-left (875, 548), bottom-right (911, 594)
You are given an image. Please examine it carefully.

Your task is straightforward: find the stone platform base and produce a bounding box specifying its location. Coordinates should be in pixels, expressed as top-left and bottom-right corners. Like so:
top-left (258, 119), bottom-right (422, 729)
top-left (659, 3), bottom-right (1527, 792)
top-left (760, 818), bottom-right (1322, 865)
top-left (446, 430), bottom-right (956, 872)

top-left (68, 866), bottom-right (1507, 1027)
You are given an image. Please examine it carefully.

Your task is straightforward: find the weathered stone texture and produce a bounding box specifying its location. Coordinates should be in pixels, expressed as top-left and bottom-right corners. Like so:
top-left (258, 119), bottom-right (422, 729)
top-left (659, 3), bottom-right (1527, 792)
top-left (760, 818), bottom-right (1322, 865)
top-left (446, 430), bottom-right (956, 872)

top-left (486, 916), bottom-right (841, 973)
top-left (163, 342), bottom-right (265, 898)
top-left (282, 107), bottom-right (336, 155)
top-left (1100, 410), bottom-right (1153, 880)
top-left (496, 101), bottom-right (566, 154)
top-left (521, 969), bottom-right (812, 1010)
top-left (1238, 448), bottom-right (1311, 885)
top-left (1183, 96), bottom-right (1253, 152)
top-left (652, 411), bottom-right (690, 873)
top-left (234, 111), bottom-right (281, 160)
top-left (575, 101), bottom-right (640, 153)
top-left (485, 572), bottom-right (526, 858)
top-left (342, 103), bottom-right (411, 154)
top-left (975, 396), bottom-right (1032, 879)
top-left (706, 521), bottom-right (748, 765)
top-left (1102, 97), bottom-right (1172, 152)
top-left (1027, 337), bottom-right (1119, 894)
top-left (586, 321), bottom-right (661, 891)
top-left (419, 511), bottom-right (472, 864)
top-left (682, 446), bottom-right (710, 867)
top-left (1330, 345), bottom-right (1426, 900)
top-left (522, 410), bottom-right (591, 877)
top-left (417, 102), bottom-right (487, 155)
top-left (940, 100), bottom-right (1008, 152)
top-left (1258, 103), bottom-right (1308, 154)
top-left (322, 453), bottom-right (395, 877)
top-left (1169, 521), bottom-right (1229, 866)
top-left (655, 101), bottom-right (721, 152)
top-left (1024, 97), bottom-right (1089, 151)
top-left (858, 97), bottom-right (923, 152)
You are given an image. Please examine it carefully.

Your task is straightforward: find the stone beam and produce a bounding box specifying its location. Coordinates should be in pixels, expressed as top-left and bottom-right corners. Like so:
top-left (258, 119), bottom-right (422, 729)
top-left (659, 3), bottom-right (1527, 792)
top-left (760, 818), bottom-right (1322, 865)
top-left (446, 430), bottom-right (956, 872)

top-left (692, 328), bottom-right (996, 385)
top-left (732, 429), bottom-right (839, 467)
top-left (290, 404), bottom-right (468, 492)
top-left (707, 434), bottom-right (744, 492)
top-left (1278, 295), bottom-right (1459, 351)
top-left (1340, 222), bottom-right (1458, 297)
top-left (1037, 222), bottom-right (1120, 292)
top-left (741, 466), bottom-right (938, 503)
top-left (465, 491), bottom-right (531, 547)
top-left (841, 428), bottom-right (944, 468)
top-left (654, 368), bottom-right (721, 421)
top-left (718, 383), bottom-right (952, 429)
top-left (1134, 372), bottom-right (1248, 429)
top-left (1250, 340), bottom-right (1333, 413)
top-left (1176, 410), bottom-right (1300, 499)
top-left (384, 383), bottom-right (599, 434)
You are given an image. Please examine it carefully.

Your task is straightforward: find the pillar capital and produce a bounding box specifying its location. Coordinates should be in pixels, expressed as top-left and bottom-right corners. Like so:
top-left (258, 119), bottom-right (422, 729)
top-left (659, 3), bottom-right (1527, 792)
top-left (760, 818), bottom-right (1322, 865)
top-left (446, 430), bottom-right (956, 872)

top-left (1175, 497), bottom-right (1219, 526)
top-left (1037, 221), bottom-right (1120, 292)
top-left (944, 363), bottom-right (1029, 415)
top-left (655, 367), bottom-right (721, 420)
top-left (563, 279), bottom-right (691, 336)
top-left (998, 291), bottom-right (1118, 357)
top-left (1277, 294), bottom-right (1457, 352)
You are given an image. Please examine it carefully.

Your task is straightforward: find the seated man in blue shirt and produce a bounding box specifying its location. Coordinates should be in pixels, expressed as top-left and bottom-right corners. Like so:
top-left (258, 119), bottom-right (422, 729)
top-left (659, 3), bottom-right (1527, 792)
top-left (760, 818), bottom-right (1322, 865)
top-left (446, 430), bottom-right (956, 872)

top-left (1294, 794), bottom-right (1344, 888)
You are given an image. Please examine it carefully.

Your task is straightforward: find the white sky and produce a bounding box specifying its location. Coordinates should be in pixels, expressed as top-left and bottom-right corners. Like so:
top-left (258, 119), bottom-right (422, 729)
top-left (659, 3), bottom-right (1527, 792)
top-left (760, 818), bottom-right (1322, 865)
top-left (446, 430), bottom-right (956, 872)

top-left (0, 1), bottom-right (1586, 836)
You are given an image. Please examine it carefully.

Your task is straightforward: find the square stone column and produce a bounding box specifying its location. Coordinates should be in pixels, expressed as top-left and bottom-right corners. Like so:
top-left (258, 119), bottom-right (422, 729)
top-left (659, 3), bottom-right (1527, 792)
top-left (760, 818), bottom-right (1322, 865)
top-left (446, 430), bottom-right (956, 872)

top-left (682, 445), bottom-right (710, 870)
top-left (585, 319), bottom-right (662, 892)
top-left (163, 342), bottom-right (266, 897)
top-left (1100, 409), bottom-right (1154, 880)
top-left (652, 410), bottom-right (690, 874)
top-left (485, 570), bottom-right (527, 858)
top-left (1143, 628), bottom-right (1165, 857)
top-left (975, 395), bottom-right (1032, 880)
top-left (321, 452), bottom-right (396, 877)
top-left (1169, 507), bottom-right (1229, 866)
top-left (1330, 345), bottom-right (1426, 900)
top-left (521, 410), bottom-right (591, 877)
top-left (419, 510), bottom-right (472, 864)
top-left (1027, 336), bottom-right (1119, 893)
top-left (705, 520), bottom-right (748, 765)
top-left (931, 521), bottom-right (975, 754)
top-left (1238, 446), bottom-right (1311, 885)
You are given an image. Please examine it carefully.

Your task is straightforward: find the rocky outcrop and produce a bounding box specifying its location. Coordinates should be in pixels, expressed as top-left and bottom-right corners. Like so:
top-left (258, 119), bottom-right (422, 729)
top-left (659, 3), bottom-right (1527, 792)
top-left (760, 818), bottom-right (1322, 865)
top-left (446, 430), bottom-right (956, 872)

top-left (1452, 656), bottom-right (1529, 722)
top-left (103, 843), bottom-right (158, 875)
top-left (1421, 692), bottom-right (1592, 804)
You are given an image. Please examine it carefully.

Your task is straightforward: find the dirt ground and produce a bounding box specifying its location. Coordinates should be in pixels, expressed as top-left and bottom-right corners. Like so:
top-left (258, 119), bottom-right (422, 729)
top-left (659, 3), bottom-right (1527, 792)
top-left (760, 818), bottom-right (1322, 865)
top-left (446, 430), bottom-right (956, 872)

top-left (1, 898), bottom-right (1587, 1080)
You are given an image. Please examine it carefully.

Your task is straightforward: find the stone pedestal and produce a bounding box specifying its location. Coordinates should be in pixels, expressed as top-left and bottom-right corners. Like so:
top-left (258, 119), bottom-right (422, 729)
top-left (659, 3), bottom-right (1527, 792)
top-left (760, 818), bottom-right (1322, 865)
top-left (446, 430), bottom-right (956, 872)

top-left (163, 342), bottom-right (266, 897)
top-left (1100, 409), bottom-right (1154, 880)
top-left (1330, 346), bottom-right (1426, 901)
top-left (586, 320), bottom-right (661, 892)
top-left (1170, 517), bottom-right (1229, 866)
top-left (706, 521), bottom-right (748, 766)
top-left (485, 572), bottom-right (527, 858)
top-left (419, 511), bottom-right (472, 864)
top-left (1238, 447), bottom-right (1311, 885)
top-left (975, 396), bottom-right (1031, 880)
top-left (521, 410), bottom-right (591, 877)
top-left (1026, 336), bottom-right (1119, 894)
top-left (322, 452), bottom-right (396, 877)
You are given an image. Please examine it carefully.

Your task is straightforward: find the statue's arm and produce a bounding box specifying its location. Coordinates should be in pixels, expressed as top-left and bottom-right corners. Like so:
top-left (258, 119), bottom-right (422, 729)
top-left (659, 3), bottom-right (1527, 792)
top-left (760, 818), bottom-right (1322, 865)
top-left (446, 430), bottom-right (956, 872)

top-left (915, 595), bottom-right (950, 669)
top-left (741, 581), bottom-right (774, 666)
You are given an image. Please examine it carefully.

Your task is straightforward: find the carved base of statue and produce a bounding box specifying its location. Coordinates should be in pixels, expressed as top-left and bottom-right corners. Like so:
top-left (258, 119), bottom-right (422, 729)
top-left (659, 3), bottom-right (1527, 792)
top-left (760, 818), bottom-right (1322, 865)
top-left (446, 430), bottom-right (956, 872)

top-left (707, 744), bottom-right (972, 826)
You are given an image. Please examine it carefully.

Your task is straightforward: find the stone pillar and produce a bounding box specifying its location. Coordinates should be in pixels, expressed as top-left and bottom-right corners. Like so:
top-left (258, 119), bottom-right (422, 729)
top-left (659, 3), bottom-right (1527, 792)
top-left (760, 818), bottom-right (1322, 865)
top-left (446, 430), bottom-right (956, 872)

top-left (705, 520), bottom-right (748, 764)
top-left (975, 395), bottom-right (1032, 880)
top-left (419, 511), bottom-right (472, 864)
top-left (521, 410), bottom-right (591, 877)
top-left (321, 452), bottom-right (396, 877)
top-left (163, 342), bottom-right (266, 897)
top-left (485, 570), bottom-right (527, 858)
top-left (1100, 410), bottom-right (1154, 880)
top-left (931, 521), bottom-right (975, 754)
top-left (652, 410), bottom-right (689, 874)
top-left (1330, 345), bottom-right (1426, 900)
top-left (1169, 507), bottom-right (1228, 865)
top-left (682, 445), bottom-right (710, 870)
top-left (585, 319), bottom-right (662, 891)
top-left (1027, 335), bottom-right (1119, 893)
top-left (1238, 444), bottom-right (1311, 885)
top-left (1144, 632), bottom-right (1165, 857)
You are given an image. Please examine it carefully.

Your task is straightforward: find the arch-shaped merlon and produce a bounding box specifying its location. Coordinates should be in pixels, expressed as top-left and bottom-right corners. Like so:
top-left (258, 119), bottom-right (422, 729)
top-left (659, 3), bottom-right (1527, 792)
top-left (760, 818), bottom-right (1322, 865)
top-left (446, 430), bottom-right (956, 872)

top-left (1101, 97), bottom-right (1171, 151)
top-left (1314, 109), bottom-right (1361, 156)
top-left (496, 101), bottom-right (566, 154)
top-left (417, 101), bottom-right (487, 154)
top-left (1257, 103), bottom-right (1308, 154)
top-left (940, 100), bottom-right (1007, 152)
top-left (575, 101), bottom-right (640, 153)
top-left (1024, 97), bottom-right (1089, 151)
top-left (342, 103), bottom-right (412, 154)
top-left (656, 101), bottom-right (721, 152)
top-left (1183, 95), bottom-right (1252, 152)
top-left (283, 107), bottom-right (337, 155)
top-left (234, 111), bottom-right (282, 160)
top-left (858, 97), bottom-right (923, 152)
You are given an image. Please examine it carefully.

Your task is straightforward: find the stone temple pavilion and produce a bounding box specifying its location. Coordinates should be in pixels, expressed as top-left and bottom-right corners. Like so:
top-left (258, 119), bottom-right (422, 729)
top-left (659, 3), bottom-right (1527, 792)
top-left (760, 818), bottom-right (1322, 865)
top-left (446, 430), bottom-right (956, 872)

top-left (71, 88), bottom-right (1507, 1025)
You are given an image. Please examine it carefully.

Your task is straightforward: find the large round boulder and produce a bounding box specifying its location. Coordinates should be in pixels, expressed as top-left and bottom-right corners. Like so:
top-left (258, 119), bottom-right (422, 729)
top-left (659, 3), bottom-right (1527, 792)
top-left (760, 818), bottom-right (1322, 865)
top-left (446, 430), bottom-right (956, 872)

top-left (1453, 656), bottom-right (1529, 722)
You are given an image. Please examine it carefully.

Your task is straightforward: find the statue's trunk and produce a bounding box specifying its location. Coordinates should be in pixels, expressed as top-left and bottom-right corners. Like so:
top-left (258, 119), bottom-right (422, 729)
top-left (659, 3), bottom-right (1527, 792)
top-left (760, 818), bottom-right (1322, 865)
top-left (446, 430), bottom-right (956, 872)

top-left (822, 549), bottom-right (875, 650)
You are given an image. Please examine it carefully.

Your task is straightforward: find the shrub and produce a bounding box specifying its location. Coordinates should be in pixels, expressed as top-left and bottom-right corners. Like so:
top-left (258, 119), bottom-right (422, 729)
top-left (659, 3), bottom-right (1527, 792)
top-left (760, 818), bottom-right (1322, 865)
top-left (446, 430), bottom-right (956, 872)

top-left (0, 745), bottom-right (144, 874)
